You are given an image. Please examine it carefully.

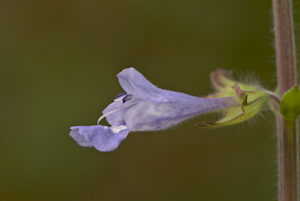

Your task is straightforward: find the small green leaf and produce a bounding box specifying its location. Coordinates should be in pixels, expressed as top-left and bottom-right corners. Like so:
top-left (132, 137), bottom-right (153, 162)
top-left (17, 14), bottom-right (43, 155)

top-left (280, 86), bottom-right (300, 122)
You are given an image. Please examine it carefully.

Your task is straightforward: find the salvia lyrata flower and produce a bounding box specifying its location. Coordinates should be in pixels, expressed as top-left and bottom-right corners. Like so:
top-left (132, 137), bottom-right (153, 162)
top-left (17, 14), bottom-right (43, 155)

top-left (69, 67), bottom-right (240, 152)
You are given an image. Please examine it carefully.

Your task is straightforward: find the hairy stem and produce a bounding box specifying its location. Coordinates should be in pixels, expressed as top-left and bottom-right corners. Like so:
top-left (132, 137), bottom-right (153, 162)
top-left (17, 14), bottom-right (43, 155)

top-left (272, 0), bottom-right (298, 200)
top-left (277, 117), bottom-right (299, 201)
top-left (273, 0), bottom-right (296, 97)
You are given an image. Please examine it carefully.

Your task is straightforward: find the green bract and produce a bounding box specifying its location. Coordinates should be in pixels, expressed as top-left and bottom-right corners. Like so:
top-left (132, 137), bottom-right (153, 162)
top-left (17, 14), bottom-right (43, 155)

top-left (280, 86), bottom-right (300, 123)
top-left (198, 70), bottom-right (270, 128)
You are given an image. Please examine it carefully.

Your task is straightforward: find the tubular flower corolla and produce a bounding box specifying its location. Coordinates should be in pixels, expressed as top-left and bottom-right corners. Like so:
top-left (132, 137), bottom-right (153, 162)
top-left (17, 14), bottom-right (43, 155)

top-left (70, 68), bottom-right (240, 152)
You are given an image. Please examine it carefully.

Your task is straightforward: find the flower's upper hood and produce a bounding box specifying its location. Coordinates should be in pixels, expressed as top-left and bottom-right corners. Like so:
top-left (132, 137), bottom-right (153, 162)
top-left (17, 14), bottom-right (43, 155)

top-left (117, 67), bottom-right (170, 102)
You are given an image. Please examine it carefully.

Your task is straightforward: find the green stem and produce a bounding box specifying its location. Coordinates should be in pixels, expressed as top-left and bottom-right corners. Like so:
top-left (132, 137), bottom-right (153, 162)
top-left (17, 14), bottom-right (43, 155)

top-left (272, 0), bottom-right (298, 200)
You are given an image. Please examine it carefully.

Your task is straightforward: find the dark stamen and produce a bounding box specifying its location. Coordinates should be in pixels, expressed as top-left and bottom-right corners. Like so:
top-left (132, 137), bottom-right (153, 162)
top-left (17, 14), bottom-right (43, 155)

top-left (122, 94), bottom-right (133, 103)
top-left (114, 92), bottom-right (127, 101)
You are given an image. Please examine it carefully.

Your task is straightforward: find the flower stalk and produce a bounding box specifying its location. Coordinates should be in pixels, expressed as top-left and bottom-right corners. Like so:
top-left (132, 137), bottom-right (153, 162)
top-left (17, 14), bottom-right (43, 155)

top-left (272, 0), bottom-right (298, 200)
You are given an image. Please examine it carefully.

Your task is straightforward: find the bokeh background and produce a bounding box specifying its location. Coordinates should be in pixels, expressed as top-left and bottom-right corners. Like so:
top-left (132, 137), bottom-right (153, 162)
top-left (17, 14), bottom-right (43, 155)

top-left (1, 0), bottom-right (299, 200)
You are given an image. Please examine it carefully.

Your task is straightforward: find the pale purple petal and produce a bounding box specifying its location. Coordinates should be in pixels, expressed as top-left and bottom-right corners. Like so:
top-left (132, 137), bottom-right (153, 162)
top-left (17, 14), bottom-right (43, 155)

top-left (70, 125), bottom-right (129, 152)
top-left (102, 102), bottom-right (128, 126)
top-left (116, 68), bottom-right (139, 96)
top-left (102, 98), bottom-right (140, 126)
top-left (69, 128), bottom-right (93, 147)
top-left (117, 67), bottom-right (168, 101)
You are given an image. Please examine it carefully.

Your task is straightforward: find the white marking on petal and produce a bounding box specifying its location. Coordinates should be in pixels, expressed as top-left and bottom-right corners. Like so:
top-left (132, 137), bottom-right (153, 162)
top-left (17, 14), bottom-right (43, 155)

top-left (114, 94), bottom-right (127, 102)
top-left (111, 125), bottom-right (128, 134)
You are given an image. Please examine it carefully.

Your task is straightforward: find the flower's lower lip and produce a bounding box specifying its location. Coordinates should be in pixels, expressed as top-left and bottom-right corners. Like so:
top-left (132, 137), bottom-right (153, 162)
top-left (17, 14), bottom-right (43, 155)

top-left (70, 125), bottom-right (130, 152)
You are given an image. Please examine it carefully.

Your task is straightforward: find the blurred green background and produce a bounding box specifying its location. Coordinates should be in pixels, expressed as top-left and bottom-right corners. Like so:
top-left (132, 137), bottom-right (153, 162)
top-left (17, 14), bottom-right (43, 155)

top-left (1, 0), bottom-right (299, 200)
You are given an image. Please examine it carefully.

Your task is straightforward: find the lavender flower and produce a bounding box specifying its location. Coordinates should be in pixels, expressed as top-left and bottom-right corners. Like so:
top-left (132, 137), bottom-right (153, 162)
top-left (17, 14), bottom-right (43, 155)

top-left (70, 68), bottom-right (239, 152)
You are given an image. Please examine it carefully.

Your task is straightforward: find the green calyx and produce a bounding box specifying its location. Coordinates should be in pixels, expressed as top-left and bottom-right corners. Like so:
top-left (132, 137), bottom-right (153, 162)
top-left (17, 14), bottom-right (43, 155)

top-left (207, 69), bottom-right (258, 99)
top-left (280, 86), bottom-right (300, 123)
top-left (198, 69), bottom-right (269, 128)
